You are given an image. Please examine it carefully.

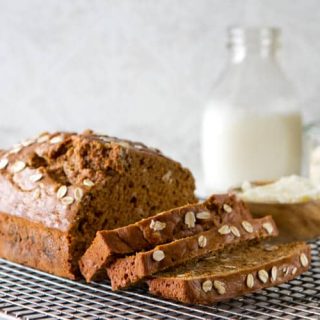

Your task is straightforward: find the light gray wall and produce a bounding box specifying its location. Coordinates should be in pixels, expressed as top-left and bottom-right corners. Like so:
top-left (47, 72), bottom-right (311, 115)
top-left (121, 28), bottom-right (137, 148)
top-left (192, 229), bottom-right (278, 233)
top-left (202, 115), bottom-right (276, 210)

top-left (0, 0), bottom-right (319, 194)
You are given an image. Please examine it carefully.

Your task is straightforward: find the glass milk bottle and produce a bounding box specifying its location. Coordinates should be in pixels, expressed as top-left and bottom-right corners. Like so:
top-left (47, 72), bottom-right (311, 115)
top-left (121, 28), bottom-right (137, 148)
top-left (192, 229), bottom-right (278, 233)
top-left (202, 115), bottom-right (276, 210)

top-left (202, 27), bottom-right (302, 192)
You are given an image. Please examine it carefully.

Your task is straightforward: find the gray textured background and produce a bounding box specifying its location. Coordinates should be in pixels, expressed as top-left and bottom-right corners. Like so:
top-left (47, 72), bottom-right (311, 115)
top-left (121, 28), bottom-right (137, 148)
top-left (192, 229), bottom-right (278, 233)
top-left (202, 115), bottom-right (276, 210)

top-left (0, 0), bottom-right (319, 194)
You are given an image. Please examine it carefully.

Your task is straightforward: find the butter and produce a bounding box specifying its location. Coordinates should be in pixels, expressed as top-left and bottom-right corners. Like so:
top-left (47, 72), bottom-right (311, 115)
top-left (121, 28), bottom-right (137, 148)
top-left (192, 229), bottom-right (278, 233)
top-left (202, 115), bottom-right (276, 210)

top-left (238, 175), bottom-right (320, 203)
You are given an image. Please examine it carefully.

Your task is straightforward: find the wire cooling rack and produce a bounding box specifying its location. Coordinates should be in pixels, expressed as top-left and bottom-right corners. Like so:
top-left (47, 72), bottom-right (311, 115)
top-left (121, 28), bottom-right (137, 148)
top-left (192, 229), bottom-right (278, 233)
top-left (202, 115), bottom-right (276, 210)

top-left (0, 239), bottom-right (319, 320)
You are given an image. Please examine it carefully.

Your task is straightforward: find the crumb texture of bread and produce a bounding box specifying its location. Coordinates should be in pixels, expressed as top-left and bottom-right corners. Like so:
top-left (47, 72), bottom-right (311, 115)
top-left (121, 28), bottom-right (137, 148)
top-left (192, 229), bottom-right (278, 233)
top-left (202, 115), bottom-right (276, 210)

top-left (0, 131), bottom-right (196, 278)
top-left (79, 193), bottom-right (253, 282)
top-left (107, 215), bottom-right (278, 290)
top-left (148, 242), bottom-right (311, 304)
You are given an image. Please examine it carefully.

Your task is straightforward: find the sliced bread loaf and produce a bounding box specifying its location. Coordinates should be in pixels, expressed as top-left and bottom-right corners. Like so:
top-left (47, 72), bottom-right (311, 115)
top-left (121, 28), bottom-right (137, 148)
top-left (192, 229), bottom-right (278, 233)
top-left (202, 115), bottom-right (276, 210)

top-left (0, 130), bottom-right (196, 279)
top-left (148, 241), bottom-right (311, 304)
top-left (107, 215), bottom-right (278, 290)
top-left (80, 194), bottom-right (252, 282)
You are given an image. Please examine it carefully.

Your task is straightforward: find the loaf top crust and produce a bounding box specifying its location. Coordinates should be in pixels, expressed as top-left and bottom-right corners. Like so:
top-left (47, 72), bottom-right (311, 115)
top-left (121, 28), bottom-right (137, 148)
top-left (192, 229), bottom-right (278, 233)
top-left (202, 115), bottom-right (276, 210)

top-left (0, 130), bottom-right (193, 231)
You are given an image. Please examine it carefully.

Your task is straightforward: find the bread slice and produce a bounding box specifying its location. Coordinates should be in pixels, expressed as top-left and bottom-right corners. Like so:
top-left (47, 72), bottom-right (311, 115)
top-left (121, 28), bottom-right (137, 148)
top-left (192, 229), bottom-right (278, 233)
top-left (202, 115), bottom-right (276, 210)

top-left (80, 194), bottom-right (252, 282)
top-left (107, 216), bottom-right (278, 290)
top-left (148, 241), bottom-right (311, 304)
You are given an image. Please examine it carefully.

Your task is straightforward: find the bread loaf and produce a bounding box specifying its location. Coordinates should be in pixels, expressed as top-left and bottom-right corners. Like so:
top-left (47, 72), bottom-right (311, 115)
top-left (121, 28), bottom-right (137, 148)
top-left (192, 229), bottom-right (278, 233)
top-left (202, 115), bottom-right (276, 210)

top-left (0, 131), bottom-right (196, 278)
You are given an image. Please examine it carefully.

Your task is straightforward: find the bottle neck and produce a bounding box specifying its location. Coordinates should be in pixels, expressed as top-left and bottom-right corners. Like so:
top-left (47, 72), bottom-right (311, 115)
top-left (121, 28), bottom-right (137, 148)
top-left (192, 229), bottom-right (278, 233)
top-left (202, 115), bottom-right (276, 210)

top-left (229, 45), bottom-right (277, 64)
top-left (227, 27), bottom-right (280, 64)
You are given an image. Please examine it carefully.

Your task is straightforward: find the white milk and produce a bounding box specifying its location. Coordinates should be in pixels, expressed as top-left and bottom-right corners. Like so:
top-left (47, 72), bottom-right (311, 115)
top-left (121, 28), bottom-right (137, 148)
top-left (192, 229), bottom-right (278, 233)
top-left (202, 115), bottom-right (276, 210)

top-left (202, 108), bottom-right (302, 192)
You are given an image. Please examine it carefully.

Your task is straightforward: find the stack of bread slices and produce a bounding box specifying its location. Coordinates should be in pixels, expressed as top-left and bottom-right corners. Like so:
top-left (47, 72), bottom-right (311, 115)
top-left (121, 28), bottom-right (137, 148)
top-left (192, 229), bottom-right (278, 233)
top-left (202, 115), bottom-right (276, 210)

top-left (80, 193), bottom-right (311, 305)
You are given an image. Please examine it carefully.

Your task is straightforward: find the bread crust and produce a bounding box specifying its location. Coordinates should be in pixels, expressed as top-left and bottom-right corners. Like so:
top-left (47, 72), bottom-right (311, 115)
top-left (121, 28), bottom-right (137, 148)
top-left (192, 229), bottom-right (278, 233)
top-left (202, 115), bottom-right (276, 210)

top-left (0, 212), bottom-right (74, 278)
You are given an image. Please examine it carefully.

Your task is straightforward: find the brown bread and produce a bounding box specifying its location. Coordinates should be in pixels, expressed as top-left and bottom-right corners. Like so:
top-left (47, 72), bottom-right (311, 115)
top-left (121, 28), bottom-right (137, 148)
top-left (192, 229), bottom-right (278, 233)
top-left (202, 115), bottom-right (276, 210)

top-left (107, 216), bottom-right (278, 290)
top-left (80, 194), bottom-right (252, 282)
top-left (148, 241), bottom-right (311, 304)
top-left (0, 131), bottom-right (196, 278)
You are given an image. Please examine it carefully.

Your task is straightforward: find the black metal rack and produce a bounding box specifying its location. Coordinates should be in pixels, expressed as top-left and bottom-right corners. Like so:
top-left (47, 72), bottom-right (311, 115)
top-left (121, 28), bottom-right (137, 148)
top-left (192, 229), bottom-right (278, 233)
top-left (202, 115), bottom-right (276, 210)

top-left (0, 239), bottom-right (319, 319)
